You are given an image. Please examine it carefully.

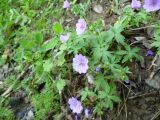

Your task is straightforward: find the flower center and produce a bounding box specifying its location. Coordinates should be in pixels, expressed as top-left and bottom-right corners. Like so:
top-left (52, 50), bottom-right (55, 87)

top-left (79, 62), bottom-right (85, 66)
top-left (80, 24), bottom-right (85, 29)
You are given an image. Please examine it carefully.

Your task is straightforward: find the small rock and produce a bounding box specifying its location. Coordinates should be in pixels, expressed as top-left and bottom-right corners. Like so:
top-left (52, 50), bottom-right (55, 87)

top-left (0, 81), bottom-right (3, 85)
top-left (146, 71), bottom-right (160, 89)
top-left (16, 106), bottom-right (34, 120)
top-left (134, 37), bottom-right (145, 41)
top-left (93, 4), bottom-right (103, 14)
top-left (134, 37), bottom-right (151, 49)
top-left (26, 110), bottom-right (34, 120)
top-left (86, 73), bottom-right (94, 84)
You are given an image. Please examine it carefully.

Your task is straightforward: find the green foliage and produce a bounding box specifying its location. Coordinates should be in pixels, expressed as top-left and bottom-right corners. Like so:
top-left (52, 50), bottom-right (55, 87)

top-left (32, 91), bottom-right (60, 120)
top-left (43, 59), bottom-right (54, 72)
top-left (80, 87), bottom-right (96, 101)
top-left (32, 80), bottom-right (60, 120)
top-left (121, 6), bottom-right (151, 28)
top-left (0, 0), bottom-right (157, 119)
top-left (53, 22), bottom-right (63, 35)
top-left (71, 0), bottom-right (92, 17)
top-left (40, 37), bottom-right (59, 52)
top-left (0, 98), bottom-right (15, 120)
top-left (56, 79), bottom-right (66, 92)
top-left (115, 44), bottom-right (141, 63)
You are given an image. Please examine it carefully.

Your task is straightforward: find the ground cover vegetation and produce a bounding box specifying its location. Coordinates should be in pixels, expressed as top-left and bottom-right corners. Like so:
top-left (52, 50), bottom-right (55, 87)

top-left (0, 0), bottom-right (160, 119)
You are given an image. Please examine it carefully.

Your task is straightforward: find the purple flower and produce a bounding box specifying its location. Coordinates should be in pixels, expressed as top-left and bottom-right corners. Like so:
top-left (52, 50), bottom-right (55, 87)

top-left (124, 80), bottom-right (130, 85)
top-left (63, 0), bottom-right (70, 9)
top-left (131, 0), bottom-right (141, 9)
top-left (143, 0), bottom-right (160, 12)
top-left (146, 50), bottom-right (154, 56)
top-left (73, 54), bottom-right (89, 74)
top-left (68, 97), bottom-right (83, 114)
top-left (95, 67), bottom-right (101, 72)
top-left (85, 109), bottom-right (89, 118)
top-left (76, 19), bottom-right (87, 35)
top-left (60, 33), bottom-right (70, 43)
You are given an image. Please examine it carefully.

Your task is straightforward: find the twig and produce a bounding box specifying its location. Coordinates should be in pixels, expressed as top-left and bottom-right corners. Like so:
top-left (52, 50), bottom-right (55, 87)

top-left (147, 71), bottom-right (155, 80)
top-left (122, 87), bottom-right (128, 118)
top-left (130, 40), bottom-right (142, 46)
top-left (148, 55), bottom-right (158, 70)
top-left (150, 109), bottom-right (160, 120)
top-left (1, 64), bottom-right (29, 97)
top-left (129, 25), bottom-right (155, 31)
top-left (128, 91), bottom-right (157, 100)
top-left (117, 87), bottom-right (130, 117)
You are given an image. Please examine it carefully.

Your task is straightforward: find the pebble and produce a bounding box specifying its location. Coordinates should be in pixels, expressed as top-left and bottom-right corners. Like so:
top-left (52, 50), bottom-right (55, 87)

top-left (16, 106), bottom-right (34, 120)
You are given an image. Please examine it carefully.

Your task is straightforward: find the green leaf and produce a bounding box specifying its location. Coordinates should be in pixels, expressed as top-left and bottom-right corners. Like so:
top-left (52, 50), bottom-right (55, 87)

top-left (53, 22), bottom-right (63, 34)
top-left (122, 46), bottom-right (140, 63)
top-left (43, 59), bottom-right (53, 72)
top-left (101, 30), bottom-right (114, 43)
top-left (56, 80), bottom-right (66, 91)
top-left (40, 38), bottom-right (59, 52)
top-left (115, 33), bottom-right (125, 44)
top-left (109, 95), bottom-right (121, 102)
top-left (94, 75), bottom-right (106, 91)
top-left (98, 91), bottom-right (106, 99)
top-left (115, 50), bottom-right (127, 55)
top-left (35, 32), bottom-right (43, 44)
top-left (92, 47), bottom-right (102, 61)
top-left (81, 90), bottom-right (88, 101)
top-left (106, 99), bottom-right (113, 110)
top-left (80, 87), bottom-right (95, 101)
top-left (104, 83), bottom-right (110, 94)
top-left (151, 41), bottom-right (160, 48)
top-left (122, 55), bottom-right (131, 63)
top-left (19, 39), bottom-right (35, 49)
top-left (56, 52), bottom-right (65, 66)
top-left (59, 44), bottom-right (67, 51)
